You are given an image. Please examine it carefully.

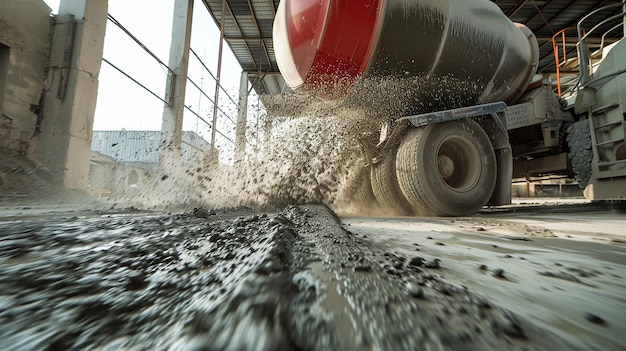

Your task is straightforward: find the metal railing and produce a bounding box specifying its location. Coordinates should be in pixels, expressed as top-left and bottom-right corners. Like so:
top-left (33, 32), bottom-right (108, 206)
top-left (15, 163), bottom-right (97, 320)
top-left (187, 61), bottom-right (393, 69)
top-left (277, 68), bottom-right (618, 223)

top-left (187, 48), bottom-right (237, 126)
top-left (576, 3), bottom-right (625, 85)
top-left (551, 27), bottom-right (578, 95)
top-left (102, 13), bottom-right (245, 163)
top-left (551, 3), bottom-right (625, 94)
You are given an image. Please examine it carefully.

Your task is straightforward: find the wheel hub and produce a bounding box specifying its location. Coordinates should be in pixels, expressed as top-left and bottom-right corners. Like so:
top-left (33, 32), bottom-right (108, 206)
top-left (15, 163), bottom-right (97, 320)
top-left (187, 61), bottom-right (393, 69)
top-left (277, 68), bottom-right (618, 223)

top-left (437, 155), bottom-right (455, 179)
top-left (436, 137), bottom-right (481, 192)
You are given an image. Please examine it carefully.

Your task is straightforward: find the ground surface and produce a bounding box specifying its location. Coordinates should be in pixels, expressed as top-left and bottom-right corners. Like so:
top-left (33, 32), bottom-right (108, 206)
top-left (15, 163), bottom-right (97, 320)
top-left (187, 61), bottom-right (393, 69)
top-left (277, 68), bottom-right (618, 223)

top-left (1, 200), bottom-right (624, 350)
top-left (344, 202), bottom-right (626, 350)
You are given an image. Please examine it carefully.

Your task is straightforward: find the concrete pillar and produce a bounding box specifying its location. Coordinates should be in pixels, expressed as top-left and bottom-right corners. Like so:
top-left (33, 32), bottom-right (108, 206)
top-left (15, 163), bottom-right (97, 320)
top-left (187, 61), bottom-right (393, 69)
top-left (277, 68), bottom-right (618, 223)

top-left (37, 0), bottom-right (108, 190)
top-left (234, 71), bottom-right (248, 163)
top-left (0, 45), bottom-right (9, 134)
top-left (159, 0), bottom-right (193, 172)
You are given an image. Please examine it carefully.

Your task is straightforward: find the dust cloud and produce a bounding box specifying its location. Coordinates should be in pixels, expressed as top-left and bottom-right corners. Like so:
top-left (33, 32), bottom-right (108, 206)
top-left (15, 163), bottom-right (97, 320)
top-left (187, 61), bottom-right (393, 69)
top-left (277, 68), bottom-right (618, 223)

top-left (92, 94), bottom-right (372, 214)
top-left (192, 94), bottom-right (381, 215)
top-left (109, 75), bottom-right (488, 215)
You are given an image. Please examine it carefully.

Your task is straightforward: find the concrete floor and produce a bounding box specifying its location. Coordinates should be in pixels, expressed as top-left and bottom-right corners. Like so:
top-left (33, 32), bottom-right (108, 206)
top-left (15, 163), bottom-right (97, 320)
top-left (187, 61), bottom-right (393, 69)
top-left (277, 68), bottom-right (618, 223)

top-left (344, 201), bottom-right (626, 350)
top-left (1, 199), bottom-right (624, 350)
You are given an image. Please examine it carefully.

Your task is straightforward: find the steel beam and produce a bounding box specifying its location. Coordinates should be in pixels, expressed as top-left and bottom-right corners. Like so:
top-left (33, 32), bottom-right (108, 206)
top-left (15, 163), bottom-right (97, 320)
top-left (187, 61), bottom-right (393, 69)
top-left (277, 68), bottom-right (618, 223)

top-left (235, 71), bottom-right (249, 163)
top-left (210, 0), bottom-right (226, 155)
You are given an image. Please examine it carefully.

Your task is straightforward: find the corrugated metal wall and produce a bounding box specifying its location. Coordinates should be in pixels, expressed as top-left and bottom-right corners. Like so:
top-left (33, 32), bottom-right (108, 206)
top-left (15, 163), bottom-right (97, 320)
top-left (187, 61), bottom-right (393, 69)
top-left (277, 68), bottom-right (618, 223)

top-left (92, 131), bottom-right (211, 163)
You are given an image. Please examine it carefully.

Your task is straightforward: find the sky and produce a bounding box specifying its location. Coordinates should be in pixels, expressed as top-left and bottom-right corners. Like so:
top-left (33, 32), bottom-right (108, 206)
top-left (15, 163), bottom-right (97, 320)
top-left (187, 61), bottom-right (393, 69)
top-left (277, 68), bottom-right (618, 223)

top-left (43, 0), bottom-right (259, 156)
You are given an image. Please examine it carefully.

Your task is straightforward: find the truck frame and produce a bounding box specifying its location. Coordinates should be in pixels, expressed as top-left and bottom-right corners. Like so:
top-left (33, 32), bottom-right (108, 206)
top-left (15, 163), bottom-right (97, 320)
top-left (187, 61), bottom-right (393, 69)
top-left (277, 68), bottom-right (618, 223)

top-left (356, 3), bottom-right (626, 216)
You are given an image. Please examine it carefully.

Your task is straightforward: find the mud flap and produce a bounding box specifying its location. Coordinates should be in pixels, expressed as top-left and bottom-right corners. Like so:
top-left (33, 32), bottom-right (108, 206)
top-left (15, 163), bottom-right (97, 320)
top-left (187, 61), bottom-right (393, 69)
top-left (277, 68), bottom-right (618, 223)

top-left (478, 114), bottom-right (512, 207)
top-left (489, 145), bottom-right (513, 206)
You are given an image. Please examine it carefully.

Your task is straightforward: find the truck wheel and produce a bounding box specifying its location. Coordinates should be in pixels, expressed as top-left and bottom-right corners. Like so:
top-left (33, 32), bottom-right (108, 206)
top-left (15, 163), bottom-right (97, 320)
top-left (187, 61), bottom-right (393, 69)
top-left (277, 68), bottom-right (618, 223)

top-left (566, 120), bottom-right (592, 189)
top-left (371, 149), bottom-right (414, 216)
top-left (347, 164), bottom-right (378, 205)
top-left (396, 120), bottom-right (496, 216)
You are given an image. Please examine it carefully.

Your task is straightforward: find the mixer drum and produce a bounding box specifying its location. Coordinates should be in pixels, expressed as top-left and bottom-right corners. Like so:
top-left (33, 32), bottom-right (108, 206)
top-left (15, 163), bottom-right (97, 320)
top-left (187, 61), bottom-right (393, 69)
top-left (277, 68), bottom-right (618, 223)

top-left (273, 0), bottom-right (539, 107)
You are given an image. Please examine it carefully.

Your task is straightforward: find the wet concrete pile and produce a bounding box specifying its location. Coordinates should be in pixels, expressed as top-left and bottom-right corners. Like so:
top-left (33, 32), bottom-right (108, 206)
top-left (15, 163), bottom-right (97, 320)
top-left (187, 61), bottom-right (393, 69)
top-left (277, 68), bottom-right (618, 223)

top-left (0, 205), bottom-right (577, 350)
top-left (0, 207), bottom-right (292, 350)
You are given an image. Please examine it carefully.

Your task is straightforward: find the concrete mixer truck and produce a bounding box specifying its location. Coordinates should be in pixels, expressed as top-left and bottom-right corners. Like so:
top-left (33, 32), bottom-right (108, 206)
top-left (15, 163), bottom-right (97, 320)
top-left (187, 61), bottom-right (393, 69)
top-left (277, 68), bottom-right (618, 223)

top-left (273, 0), bottom-right (626, 216)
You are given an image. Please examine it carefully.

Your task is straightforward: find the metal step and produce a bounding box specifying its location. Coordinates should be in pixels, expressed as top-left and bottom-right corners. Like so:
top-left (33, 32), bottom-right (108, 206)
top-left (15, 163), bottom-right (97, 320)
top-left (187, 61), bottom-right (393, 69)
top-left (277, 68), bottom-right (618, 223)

top-left (595, 139), bottom-right (624, 147)
top-left (591, 103), bottom-right (620, 115)
top-left (594, 120), bottom-right (623, 129)
top-left (597, 159), bottom-right (626, 167)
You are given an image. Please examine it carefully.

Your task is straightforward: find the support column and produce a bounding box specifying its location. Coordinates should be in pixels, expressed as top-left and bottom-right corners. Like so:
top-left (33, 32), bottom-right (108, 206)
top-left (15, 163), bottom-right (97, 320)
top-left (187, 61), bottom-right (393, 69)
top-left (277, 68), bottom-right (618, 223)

top-left (37, 0), bottom-right (108, 190)
top-left (210, 0), bottom-right (226, 156)
top-left (159, 0), bottom-right (193, 172)
top-left (235, 71), bottom-right (248, 163)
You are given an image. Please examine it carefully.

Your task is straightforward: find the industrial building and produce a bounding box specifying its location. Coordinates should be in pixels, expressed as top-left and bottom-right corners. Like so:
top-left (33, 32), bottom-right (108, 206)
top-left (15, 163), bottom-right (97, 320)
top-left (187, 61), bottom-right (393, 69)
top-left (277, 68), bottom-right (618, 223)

top-left (1, 1), bottom-right (626, 350)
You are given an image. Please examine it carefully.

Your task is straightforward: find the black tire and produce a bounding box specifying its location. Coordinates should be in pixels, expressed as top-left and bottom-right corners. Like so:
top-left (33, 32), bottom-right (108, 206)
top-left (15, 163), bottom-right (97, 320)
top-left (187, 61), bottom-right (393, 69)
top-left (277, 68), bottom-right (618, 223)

top-left (396, 120), bottom-right (497, 216)
top-left (371, 149), bottom-right (414, 216)
top-left (566, 120), bottom-right (593, 189)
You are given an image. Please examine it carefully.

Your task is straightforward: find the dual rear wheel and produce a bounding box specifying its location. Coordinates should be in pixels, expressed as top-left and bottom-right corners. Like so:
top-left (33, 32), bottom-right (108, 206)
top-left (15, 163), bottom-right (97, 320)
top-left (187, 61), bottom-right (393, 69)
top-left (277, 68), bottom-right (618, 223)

top-left (370, 119), bottom-right (496, 216)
